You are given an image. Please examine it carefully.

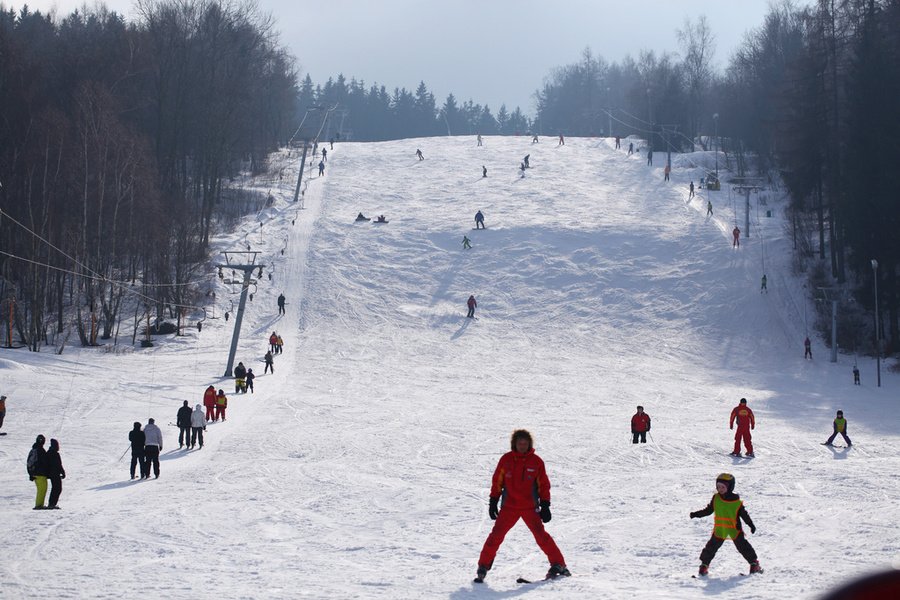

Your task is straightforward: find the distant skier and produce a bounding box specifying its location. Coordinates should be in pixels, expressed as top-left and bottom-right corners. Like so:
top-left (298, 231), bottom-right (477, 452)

top-left (523, 154), bottom-right (530, 168)
top-left (129, 422), bottom-right (146, 479)
top-left (823, 410), bottom-right (852, 447)
top-left (853, 365), bottom-right (860, 385)
top-left (190, 404), bottom-right (206, 449)
top-left (690, 473), bottom-right (761, 577)
top-left (647, 148), bottom-right (653, 165)
top-left (264, 350), bottom-right (274, 374)
top-left (467, 295), bottom-right (477, 318)
top-left (269, 331), bottom-right (278, 354)
top-left (143, 418), bottom-right (163, 479)
top-left (203, 385), bottom-right (217, 422)
top-left (318, 160), bottom-right (325, 176)
top-left (477, 134), bottom-right (483, 147)
top-left (689, 181), bottom-right (695, 199)
top-left (329, 137), bottom-right (334, 150)
top-left (215, 390), bottom-right (228, 422)
top-left (631, 406), bottom-right (651, 443)
top-left (615, 135), bottom-right (621, 149)
top-left (246, 368), bottom-right (255, 393)
top-left (760, 274), bottom-right (767, 293)
top-left (804, 336), bottom-right (812, 359)
top-left (482, 165), bottom-right (487, 178)
top-left (45, 439), bottom-right (65, 509)
top-left (628, 142), bottom-right (634, 155)
top-left (558, 133), bottom-right (565, 146)
top-left (416, 149), bottom-right (424, 161)
top-left (532, 133), bottom-right (539, 143)
top-left (177, 400), bottom-right (193, 448)
top-left (732, 226), bottom-right (741, 248)
top-left (322, 147), bottom-right (327, 161)
top-left (28, 434), bottom-right (49, 509)
top-left (474, 210), bottom-right (485, 230)
top-left (664, 163), bottom-right (671, 181)
top-left (729, 398), bottom-right (755, 457)
top-left (520, 162), bottom-right (526, 178)
top-left (276, 334), bottom-right (284, 355)
top-left (707, 200), bottom-right (713, 216)
top-left (277, 293), bottom-right (286, 315)
top-left (234, 361), bottom-right (248, 393)
top-left (474, 429), bottom-right (569, 583)
top-left (462, 236), bottom-right (471, 250)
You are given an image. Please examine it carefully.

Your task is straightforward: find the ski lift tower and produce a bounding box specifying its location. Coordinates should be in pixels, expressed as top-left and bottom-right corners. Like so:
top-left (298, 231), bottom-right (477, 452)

top-left (731, 179), bottom-right (764, 239)
top-left (215, 251), bottom-right (264, 377)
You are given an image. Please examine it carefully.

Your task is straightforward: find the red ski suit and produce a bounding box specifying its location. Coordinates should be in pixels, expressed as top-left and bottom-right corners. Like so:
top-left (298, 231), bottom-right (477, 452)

top-left (631, 412), bottom-right (651, 433)
top-left (203, 387), bottom-right (217, 421)
top-left (478, 449), bottom-right (565, 567)
top-left (730, 404), bottom-right (755, 454)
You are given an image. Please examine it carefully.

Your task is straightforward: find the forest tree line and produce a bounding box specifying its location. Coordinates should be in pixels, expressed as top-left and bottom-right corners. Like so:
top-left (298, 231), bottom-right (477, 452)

top-left (0, 0), bottom-right (297, 349)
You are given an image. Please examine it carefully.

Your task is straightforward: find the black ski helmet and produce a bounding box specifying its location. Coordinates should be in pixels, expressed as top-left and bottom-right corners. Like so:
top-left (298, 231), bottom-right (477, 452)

top-left (716, 473), bottom-right (735, 494)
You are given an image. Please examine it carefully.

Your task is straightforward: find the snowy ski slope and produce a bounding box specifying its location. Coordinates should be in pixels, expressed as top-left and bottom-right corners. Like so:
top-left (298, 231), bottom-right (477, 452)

top-left (0, 135), bottom-right (898, 599)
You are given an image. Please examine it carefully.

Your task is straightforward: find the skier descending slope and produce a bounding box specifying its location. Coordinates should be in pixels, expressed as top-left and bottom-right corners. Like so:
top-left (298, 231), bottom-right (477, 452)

top-left (690, 473), bottom-right (762, 577)
top-left (474, 430), bottom-right (570, 583)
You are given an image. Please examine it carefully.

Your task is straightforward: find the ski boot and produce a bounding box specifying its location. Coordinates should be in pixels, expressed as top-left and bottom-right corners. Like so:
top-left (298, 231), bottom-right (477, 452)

top-left (546, 564), bottom-right (571, 579)
top-left (745, 452), bottom-right (755, 458)
top-left (749, 561), bottom-right (763, 574)
top-left (729, 451), bottom-right (741, 457)
top-left (474, 565), bottom-right (488, 583)
top-left (698, 563), bottom-right (709, 577)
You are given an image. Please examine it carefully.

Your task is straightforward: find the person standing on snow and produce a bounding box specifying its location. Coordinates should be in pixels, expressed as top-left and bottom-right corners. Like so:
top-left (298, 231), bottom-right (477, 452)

top-left (416, 149), bottom-right (424, 161)
top-left (615, 135), bottom-right (621, 149)
top-left (664, 163), bottom-right (671, 181)
top-left (190, 404), bottom-right (206, 449)
top-left (628, 142), bottom-right (634, 155)
top-left (804, 336), bottom-right (812, 360)
top-left (177, 400), bottom-right (193, 449)
top-left (269, 331), bottom-right (278, 354)
top-left (276, 334), bottom-right (284, 355)
top-left (318, 160), bottom-right (325, 176)
top-left (246, 368), bottom-right (255, 393)
top-left (264, 350), bottom-right (274, 374)
top-left (690, 473), bottom-right (761, 577)
top-left (760, 274), bottom-right (767, 294)
top-left (823, 410), bottom-right (852, 447)
top-left (558, 133), bottom-right (565, 146)
top-left (482, 166), bottom-right (487, 178)
top-left (732, 226), bottom-right (741, 248)
top-left (45, 438), bottom-right (65, 509)
top-left (853, 365), bottom-right (860, 385)
top-left (28, 434), bottom-right (49, 509)
top-left (523, 154), bottom-right (530, 168)
top-left (143, 418), bottom-right (163, 479)
top-left (474, 430), bottom-right (570, 583)
top-left (477, 134), bottom-right (483, 147)
top-left (215, 390), bottom-right (228, 422)
top-left (689, 181), bottom-right (695, 199)
top-left (129, 422), bottom-right (146, 480)
top-left (322, 147), bottom-right (327, 162)
top-left (631, 406), bottom-right (651, 443)
top-left (234, 361), bottom-right (248, 393)
top-left (467, 295), bottom-right (477, 319)
top-left (706, 200), bottom-right (713, 216)
top-left (203, 385), bottom-right (217, 422)
top-left (277, 293), bottom-right (286, 315)
top-left (647, 147), bottom-right (653, 165)
top-left (462, 236), bottom-right (472, 250)
top-left (474, 210), bottom-right (485, 230)
top-left (729, 398), bottom-right (755, 457)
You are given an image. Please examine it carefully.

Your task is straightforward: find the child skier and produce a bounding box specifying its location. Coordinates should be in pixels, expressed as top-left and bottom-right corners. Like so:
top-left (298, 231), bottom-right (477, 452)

top-left (823, 410), bottom-right (852, 447)
top-left (474, 430), bottom-right (570, 583)
top-left (690, 473), bottom-right (761, 576)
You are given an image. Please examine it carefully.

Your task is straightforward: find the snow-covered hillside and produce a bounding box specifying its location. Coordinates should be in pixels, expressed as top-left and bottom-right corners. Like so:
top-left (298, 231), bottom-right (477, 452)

top-left (1, 135), bottom-right (898, 599)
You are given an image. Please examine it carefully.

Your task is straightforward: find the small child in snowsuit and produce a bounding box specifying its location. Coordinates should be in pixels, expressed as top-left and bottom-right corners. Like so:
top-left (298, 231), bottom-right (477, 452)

top-left (823, 410), bottom-right (852, 447)
top-left (690, 473), bottom-right (761, 577)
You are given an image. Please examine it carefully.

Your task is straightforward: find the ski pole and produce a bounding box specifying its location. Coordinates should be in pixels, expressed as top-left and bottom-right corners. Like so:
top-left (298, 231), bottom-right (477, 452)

top-left (649, 431), bottom-right (656, 445)
top-left (118, 445), bottom-right (130, 461)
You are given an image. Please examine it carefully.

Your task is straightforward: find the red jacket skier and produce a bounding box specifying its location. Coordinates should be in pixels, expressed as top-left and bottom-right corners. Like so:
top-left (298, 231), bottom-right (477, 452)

top-left (467, 295), bottom-right (477, 318)
top-left (732, 226), bottom-right (741, 248)
top-left (631, 406), bottom-right (651, 444)
top-left (730, 398), bottom-right (755, 457)
top-left (475, 430), bottom-right (570, 583)
top-left (203, 385), bottom-right (217, 422)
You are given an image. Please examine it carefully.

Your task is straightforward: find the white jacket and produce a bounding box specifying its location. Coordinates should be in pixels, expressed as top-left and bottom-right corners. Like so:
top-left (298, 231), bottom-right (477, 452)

top-left (191, 405), bottom-right (206, 428)
top-left (143, 422), bottom-right (163, 449)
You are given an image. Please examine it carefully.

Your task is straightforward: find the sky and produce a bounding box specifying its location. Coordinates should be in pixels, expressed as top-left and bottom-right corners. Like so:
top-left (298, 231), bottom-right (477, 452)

top-left (9, 0), bottom-right (802, 115)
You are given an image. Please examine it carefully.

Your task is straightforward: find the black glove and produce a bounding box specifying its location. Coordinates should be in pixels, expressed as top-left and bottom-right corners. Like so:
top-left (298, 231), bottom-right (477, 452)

top-left (690, 511), bottom-right (700, 519)
top-left (539, 500), bottom-right (552, 523)
top-left (29, 475), bottom-right (35, 482)
top-left (61, 473), bottom-right (66, 479)
top-left (488, 497), bottom-right (499, 520)
top-left (749, 524), bottom-right (756, 534)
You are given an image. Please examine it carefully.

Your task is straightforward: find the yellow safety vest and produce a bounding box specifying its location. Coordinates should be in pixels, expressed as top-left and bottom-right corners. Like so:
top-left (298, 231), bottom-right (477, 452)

top-left (713, 495), bottom-right (743, 539)
top-left (834, 418), bottom-right (846, 433)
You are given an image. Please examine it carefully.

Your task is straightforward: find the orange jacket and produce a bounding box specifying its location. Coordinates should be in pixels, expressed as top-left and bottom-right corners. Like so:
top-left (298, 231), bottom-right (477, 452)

top-left (730, 405), bottom-right (755, 430)
top-left (489, 448), bottom-right (550, 510)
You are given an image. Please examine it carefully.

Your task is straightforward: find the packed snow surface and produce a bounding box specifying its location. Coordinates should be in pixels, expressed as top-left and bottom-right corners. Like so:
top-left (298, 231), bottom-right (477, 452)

top-left (1, 135), bottom-right (899, 599)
